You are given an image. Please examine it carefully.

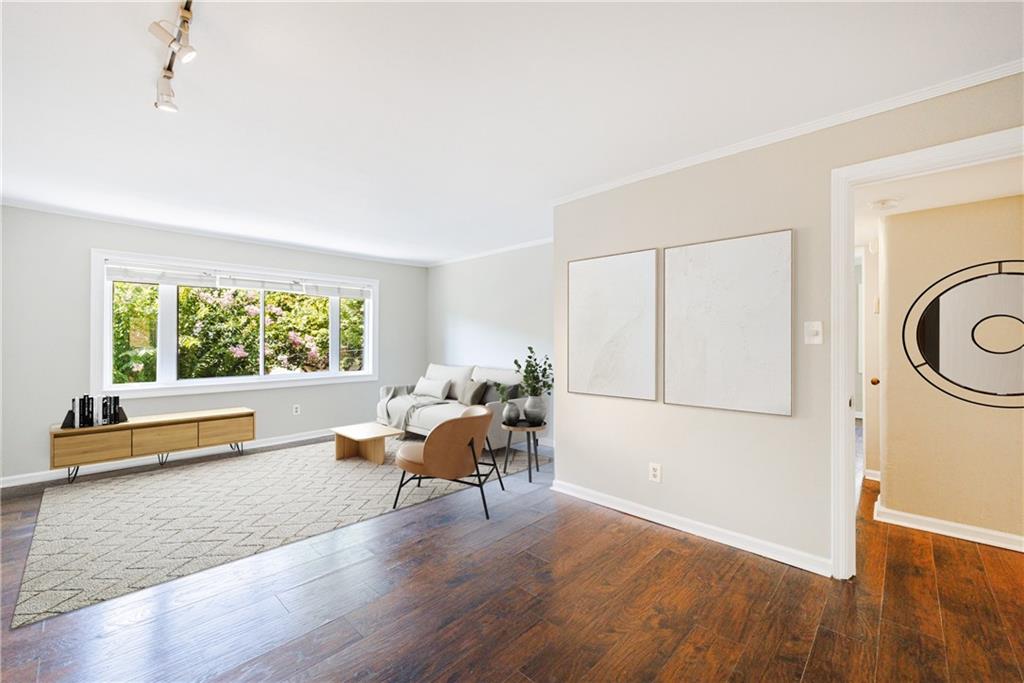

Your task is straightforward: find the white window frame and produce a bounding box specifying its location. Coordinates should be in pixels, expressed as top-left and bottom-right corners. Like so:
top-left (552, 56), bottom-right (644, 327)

top-left (90, 249), bottom-right (379, 398)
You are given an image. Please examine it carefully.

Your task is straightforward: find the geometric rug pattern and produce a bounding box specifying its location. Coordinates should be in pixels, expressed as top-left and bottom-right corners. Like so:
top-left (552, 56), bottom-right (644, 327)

top-left (11, 436), bottom-right (540, 628)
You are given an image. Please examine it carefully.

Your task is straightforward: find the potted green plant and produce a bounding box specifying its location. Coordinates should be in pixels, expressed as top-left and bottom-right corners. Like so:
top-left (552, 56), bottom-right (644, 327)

top-left (514, 346), bottom-right (553, 426)
top-left (495, 382), bottom-right (520, 425)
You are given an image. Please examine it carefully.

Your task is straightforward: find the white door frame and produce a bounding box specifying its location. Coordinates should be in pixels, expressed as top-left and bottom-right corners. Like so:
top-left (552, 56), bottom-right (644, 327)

top-left (828, 126), bottom-right (1023, 579)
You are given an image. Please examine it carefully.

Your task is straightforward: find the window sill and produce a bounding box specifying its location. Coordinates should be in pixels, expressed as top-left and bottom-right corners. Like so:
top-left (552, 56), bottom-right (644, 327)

top-left (98, 372), bottom-right (378, 399)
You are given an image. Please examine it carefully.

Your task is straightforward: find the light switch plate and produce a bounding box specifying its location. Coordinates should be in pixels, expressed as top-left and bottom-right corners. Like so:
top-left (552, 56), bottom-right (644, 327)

top-left (804, 321), bottom-right (823, 345)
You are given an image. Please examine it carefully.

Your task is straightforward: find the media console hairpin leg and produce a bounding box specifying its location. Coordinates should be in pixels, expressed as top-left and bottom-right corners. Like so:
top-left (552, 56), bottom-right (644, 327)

top-left (66, 466), bottom-right (79, 484)
top-left (229, 442), bottom-right (244, 455)
top-left (157, 452), bottom-right (170, 466)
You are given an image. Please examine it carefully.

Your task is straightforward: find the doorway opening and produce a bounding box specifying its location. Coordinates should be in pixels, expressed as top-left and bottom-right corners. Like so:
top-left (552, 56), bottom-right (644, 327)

top-left (829, 126), bottom-right (1023, 579)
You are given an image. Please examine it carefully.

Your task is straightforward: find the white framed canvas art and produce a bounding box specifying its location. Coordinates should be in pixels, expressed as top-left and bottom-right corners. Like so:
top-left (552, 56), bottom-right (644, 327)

top-left (568, 249), bottom-right (656, 400)
top-left (664, 230), bottom-right (792, 415)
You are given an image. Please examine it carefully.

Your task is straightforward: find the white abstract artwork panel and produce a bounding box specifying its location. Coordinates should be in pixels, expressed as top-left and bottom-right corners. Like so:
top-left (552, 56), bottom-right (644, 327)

top-left (665, 230), bottom-right (792, 415)
top-left (568, 249), bottom-right (656, 400)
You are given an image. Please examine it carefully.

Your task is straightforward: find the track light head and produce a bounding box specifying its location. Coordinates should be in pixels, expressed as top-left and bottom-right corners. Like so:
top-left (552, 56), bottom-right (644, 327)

top-left (148, 20), bottom-right (196, 64)
top-left (177, 26), bottom-right (197, 63)
top-left (154, 71), bottom-right (178, 113)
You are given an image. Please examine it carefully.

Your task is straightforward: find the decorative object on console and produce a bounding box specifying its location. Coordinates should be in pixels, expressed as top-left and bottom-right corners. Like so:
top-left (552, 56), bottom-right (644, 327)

top-left (60, 400), bottom-right (76, 429)
top-left (664, 230), bottom-right (792, 416)
top-left (513, 346), bottom-right (553, 426)
top-left (62, 395), bottom-right (127, 430)
top-left (568, 249), bottom-right (657, 400)
top-left (77, 394), bottom-right (95, 428)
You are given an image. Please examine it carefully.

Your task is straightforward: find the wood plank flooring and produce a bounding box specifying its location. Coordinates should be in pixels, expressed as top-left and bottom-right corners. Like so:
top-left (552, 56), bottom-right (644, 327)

top-left (1, 459), bottom-right (1021, 682)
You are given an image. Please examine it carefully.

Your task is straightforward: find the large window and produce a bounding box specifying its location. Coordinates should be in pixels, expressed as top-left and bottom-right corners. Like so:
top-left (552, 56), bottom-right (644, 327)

top-left (99, 252), bottom-right (376, 395)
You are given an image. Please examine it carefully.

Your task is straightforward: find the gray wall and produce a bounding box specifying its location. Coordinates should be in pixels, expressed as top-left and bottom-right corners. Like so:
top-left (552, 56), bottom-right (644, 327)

top-left (426, 242), bottom-right (554, 439)
top-left (552, 74), bottom-right (1022, 563)
top-left (1, 207), bottom-right (428, 479)
top-left (427, 243), bottom-right (553, 369)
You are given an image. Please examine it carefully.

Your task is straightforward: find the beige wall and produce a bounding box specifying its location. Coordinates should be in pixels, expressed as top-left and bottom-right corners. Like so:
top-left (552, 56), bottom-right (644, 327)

top-left (553, 74), bottom-right (1023, 561)
top-left (863, 247), bottom-right (881, 473)
top-left (1, 207), bottom-right (429, 480)
top-left (879, 195), bottom-right (1023, 536)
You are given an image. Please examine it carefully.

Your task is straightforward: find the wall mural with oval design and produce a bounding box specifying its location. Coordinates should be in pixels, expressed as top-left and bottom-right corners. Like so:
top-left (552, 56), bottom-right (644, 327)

top-left (903, 259), bottom-right (1024, 408)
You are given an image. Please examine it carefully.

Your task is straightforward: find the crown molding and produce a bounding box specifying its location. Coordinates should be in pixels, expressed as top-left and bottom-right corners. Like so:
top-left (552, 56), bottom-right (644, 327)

top-left (555, 59), bottom-right (1024, 206)
top-left (0, 199), bottom-right (433, 269)
top-left (429, 237), bottom-right (554, 267)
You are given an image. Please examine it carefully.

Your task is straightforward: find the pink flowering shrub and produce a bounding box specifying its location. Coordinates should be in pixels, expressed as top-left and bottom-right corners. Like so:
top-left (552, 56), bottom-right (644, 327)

top-left (264, 292), bottom-right (329, 372)
top-left (177, 287), bottom-right (260, 378)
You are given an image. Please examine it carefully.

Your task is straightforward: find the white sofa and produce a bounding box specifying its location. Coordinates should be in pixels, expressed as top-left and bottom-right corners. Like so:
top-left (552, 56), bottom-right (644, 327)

top-left (377, 363), bottom-right (528, 447)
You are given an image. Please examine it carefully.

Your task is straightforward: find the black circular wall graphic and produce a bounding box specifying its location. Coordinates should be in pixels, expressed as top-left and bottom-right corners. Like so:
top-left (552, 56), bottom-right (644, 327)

top-left (902, 259), bottom-right (1024, 409)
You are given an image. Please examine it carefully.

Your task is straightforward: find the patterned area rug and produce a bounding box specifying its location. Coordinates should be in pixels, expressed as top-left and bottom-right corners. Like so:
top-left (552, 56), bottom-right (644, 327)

top-left (11, 436), bottom-right (543, 628)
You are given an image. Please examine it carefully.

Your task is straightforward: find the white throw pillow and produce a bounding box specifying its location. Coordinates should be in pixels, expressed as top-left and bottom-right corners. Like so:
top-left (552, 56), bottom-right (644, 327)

top-left (413, 376), bottom-right (451, 399)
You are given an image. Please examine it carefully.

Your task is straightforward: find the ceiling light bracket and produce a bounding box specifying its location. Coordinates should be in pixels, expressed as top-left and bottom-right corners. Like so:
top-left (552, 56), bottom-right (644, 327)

top-left (149, 0), bottom-right (195, 112)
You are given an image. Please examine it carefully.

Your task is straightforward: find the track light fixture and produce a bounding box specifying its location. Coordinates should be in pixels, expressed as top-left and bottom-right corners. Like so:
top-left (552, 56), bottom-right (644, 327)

top-left (155, 70), bottom-right (178, 113)
top-left (149, 1), bottom-right (195, 112)
top-left (149, 20), bottom-right (196, 63)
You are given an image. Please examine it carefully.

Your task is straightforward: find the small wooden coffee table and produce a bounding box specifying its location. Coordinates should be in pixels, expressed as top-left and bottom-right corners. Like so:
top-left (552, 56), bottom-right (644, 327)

top-left (331, 423), bottom-right (404, 465)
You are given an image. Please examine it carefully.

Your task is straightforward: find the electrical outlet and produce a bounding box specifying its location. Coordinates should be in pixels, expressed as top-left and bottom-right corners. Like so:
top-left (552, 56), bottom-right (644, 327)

top-left (292, 404), bottom-right (301, 416)
top-left (648, 463), bottom-right (662, 483)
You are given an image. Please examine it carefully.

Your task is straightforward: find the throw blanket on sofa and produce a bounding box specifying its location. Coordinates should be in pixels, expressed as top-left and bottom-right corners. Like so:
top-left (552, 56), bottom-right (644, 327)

top-left (377, 386), bottom-right (447, 430)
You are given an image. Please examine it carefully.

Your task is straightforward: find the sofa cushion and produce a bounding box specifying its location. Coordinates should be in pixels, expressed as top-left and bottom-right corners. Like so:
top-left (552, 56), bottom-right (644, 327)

top-left (458, 379), bottom-right (488, 406)
top-left (426, 364), bottom-right (474, 400)
top-left (413, 376), bottom-right (450, 399)
top-left (406, 401), bottom-right (466, 433)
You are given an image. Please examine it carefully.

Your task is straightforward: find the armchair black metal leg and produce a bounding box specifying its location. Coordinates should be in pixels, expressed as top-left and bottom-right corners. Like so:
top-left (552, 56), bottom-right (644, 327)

top-left (504, 431), bottom-right (513, 473)
top-left (474, 460), bottom-right (490, 519)
top-left (526, 432), bottom-right (533, 483)
top-left (487, 444), bottom-right (503, 491)
top-left (393, 470), bottom-right (407, 509)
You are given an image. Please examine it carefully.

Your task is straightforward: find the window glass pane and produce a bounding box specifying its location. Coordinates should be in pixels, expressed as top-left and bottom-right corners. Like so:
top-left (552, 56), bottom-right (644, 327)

top-left (177, 287), bottom-right (260, 379)
top-left (339, 298), bottom-right (366, 371)
top-left (112, 281), bottom-right (158, 384)
top-left (264, 292), bottom-right (329, 373)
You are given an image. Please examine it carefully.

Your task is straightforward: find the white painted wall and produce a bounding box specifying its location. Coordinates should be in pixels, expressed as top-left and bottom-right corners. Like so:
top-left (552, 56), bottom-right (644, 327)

top-left (1, 207), bottom-right (428, 481)
top-left (427, 243), bottom-right (554, 439)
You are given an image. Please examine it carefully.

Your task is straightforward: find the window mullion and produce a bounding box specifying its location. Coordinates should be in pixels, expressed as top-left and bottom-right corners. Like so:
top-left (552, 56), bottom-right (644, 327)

top-left (259, 290), bottom-right (266, 376)
top-left (156, 284), bottom-right (178, 384)
top-left (329, 296), bottom-right (340, 374)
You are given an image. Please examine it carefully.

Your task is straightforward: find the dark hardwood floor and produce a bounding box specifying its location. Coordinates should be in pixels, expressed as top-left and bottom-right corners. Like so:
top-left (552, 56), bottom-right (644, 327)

top-left (2, 458), bottom-right (1022, 682)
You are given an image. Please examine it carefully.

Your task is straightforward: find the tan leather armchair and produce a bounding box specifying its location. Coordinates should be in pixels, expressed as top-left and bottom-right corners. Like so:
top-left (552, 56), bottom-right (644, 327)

top-left (392, 405), bottom-right (504, 518)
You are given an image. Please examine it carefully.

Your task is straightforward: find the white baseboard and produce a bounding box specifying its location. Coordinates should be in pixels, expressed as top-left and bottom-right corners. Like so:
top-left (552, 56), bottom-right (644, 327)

top-left (0, 428), bottom-right (332, 489)
top-left (551, 479), bottom-right (833, 577)
top-left (854, 411), bottom-right (864, 419)
top-left (864, 469), bottom-right (880, 482)
top-left (874, 501), bottom-right (1024, 552)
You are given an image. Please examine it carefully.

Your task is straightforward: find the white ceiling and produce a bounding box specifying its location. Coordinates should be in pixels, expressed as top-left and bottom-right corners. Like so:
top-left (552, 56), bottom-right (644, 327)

top-left (853, 156), bottom-right (1024, 245)
top-left (3, 2), bottom-right (1022, 265)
